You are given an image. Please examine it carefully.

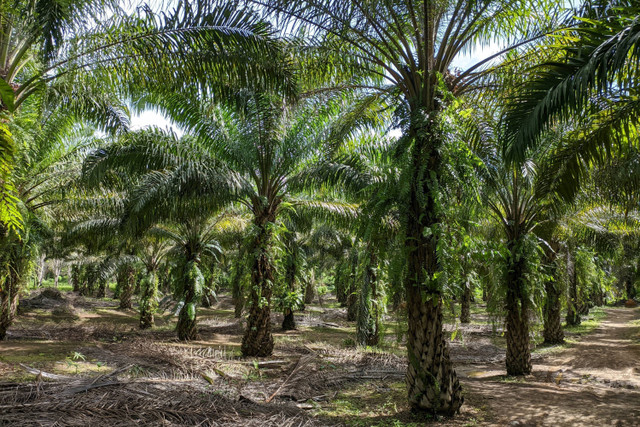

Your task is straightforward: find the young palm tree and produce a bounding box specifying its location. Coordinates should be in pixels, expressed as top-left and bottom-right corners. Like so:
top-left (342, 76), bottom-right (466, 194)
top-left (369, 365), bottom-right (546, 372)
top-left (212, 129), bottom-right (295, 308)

top-left (476, 113), bottom-right (574, 374)
top-left (256, 0), bottom-right (562, 413)
top-left (207, 96), bottom-right (358, 357)
top-left (136, 237), bottom-right (169, 329)
top-left (151, 219), bottom-right (222, 340)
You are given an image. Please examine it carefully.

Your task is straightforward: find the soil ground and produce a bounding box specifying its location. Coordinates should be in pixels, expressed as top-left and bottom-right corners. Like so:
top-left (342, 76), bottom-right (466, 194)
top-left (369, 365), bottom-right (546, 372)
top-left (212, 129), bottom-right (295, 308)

top-left (0, 289), bottom-right (638, 426)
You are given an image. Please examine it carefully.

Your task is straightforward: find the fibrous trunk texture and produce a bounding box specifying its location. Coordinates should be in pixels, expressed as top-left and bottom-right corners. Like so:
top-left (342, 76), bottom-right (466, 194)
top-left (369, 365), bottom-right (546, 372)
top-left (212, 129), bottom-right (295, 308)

top-left (282, 309), bottom-right (295, 331)
top-left (0, 269), bottom-right (19, 340)
top-left (96, 280), bottom-right (107, 299)
top-left (566, 251), bottom-right (581, 326)
top-left (335, 262), bottom-right (347, 307)
top-left (242, 206), bottom-right (277, 357)
top-left (543, 280), bottom-right (564, 344)
top-left (626, 279), bottom-right (636, 300)
top-left (346, 292), bottom-right (358, 321)
top-left (304, 275), bottom-right (315, 305)
top-left (406, 290), bottom-right (463, 414)
top-left (71, 265), bottom-right (80, 292)
top-left (404, 120), bottom-right (462, 415)
top-left (118, 265), bottom-right (135, 310)
top-left (356, 251), bottom-right (379, 347)
top-left (139, 272), bottom-right (158, 330)
top-left (505, 242), bottom-right (532, 376)
top-left (460, 281), bottom-right (471, 324)
top-left (0, 244), bottom-right (29, 340)
top-left (281, 255), bottom-right (297, 331)
top-left (231, 264), bottom-right (244, 318)
top-left (176, 264), bottom-right (199, 341)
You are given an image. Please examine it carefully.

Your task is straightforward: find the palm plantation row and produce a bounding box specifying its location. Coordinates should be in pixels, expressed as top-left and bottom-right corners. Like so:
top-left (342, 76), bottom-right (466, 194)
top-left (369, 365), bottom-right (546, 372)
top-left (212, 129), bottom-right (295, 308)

top-left (1, 0), bottom-right (639, 417)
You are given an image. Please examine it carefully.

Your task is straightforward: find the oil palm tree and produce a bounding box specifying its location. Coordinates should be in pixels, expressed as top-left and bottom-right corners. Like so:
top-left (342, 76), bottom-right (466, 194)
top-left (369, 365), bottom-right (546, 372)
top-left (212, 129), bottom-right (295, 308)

top-left (255, 0), bottom-right (564, 413)
top-left (0, 0), bottom-right (294, 249)
top-left (83, 96), bottom-right (359, 351)
top-left (151, 219), bottom-right (222, 340)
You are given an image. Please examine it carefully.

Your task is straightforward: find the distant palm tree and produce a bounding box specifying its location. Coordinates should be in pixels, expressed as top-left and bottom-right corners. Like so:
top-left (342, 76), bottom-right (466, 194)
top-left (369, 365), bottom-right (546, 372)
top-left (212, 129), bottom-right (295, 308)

top-left (152, 219), bottom-right (223, 340)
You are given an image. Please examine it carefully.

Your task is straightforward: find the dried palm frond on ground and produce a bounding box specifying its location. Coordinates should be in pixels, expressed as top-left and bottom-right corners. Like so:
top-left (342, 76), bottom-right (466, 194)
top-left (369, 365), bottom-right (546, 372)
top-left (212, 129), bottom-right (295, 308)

top-left (0, 373), bottom-right (324, 426)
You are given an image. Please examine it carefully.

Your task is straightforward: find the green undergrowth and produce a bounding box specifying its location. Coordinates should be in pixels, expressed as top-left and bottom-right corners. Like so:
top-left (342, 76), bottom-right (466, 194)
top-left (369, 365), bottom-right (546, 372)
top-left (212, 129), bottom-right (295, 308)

top-left (315, 381), bottom-right (419, 426)
top-left (0, 342), bottom-right (100, 382)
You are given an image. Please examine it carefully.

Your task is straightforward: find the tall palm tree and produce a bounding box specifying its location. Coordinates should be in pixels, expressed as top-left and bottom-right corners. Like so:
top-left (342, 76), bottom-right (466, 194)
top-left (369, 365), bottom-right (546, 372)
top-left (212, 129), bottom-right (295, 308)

top-left (255, 0), bottom-right (562, 413)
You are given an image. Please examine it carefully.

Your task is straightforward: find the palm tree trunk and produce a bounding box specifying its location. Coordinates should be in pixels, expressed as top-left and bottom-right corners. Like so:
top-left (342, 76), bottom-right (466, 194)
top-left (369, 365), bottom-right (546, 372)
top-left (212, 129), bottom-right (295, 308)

top-left (0, 269), bottom-right (19, 340)
top-left (36, 253), bottom-right (45, 287)
top-left (139, 272), bottom-right (158, 329)
top-left (96, 279), bottom-right (107, 298)
top-left (52, 260), bottom-right (62, 288)
top-left (242, 208), bottom-right (276, 357)
top-left (542, 250), bottom-right (564, 344)
top-left (201, 276), bottom-right (215, 308)
top-left (71, 264), bottom-right (80, 292)
top-left (282, 253), bottom-right (297, 331)
top-left (592, 283), bottom-right (604, 306)
top-left (543, 280), bottom-right (564, 344)
top-left (460, 280), bottom-right (471, 324)
top-left (0, 244), bottom-right (30, 340)
top-left (505, 240), bottom-right (532, 376)
top-left (176, 259), bottom-right (201, 340)
top-left (177, 295), bottom-right (198, 340)
top-left (118, 265), bottom-right (134, 310)
top-left (304, 270), bottom-right (315, 304)
top-left (404, 123), bottom-right (462, 415)
top-left (346, 291), bottom-right (358, 321)
top-left (505, 287), bottom-right (532, 375)
top-left (406, 287), bottom-right (462, 414)
top-left (626, 279), bottom-right (636, 300)
top-left (357, 250), bottom-right (379, 346)
top-left (282, 308), bottom-right (295, 330)
top-left (134, 274), bottom-right (142, 296)
top-left (346, 253), bottom-right (358, 321)
top-left (231, 264), bottom-right (244, 318)
top-left (566, 251), bottom-right (580, 326)
top-left (77, 265), bottom-right (89, 296)
top-left (334, 261), bottom-right (347, 306)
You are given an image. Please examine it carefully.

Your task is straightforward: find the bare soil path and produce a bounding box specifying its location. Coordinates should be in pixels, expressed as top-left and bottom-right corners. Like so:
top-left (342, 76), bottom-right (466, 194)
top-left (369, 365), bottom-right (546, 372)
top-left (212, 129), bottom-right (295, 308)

top-left (462, 307), bottom-right (640, 426)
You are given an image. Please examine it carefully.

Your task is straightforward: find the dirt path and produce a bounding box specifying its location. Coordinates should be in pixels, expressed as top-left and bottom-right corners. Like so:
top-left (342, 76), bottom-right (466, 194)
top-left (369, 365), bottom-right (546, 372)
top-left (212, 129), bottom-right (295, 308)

top-left (462, 307), bottom-right (640, 426)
